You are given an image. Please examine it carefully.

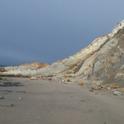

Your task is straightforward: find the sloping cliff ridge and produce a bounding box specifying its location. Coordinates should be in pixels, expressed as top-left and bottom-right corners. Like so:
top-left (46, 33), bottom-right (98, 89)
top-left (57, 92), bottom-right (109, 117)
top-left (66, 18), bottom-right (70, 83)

top-left (2, 21), bottom-right (124, 83)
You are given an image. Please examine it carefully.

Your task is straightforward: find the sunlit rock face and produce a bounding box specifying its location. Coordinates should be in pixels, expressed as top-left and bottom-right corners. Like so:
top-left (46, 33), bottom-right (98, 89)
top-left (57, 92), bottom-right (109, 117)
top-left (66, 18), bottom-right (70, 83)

top-left (2, 20), bottom-right (124, 83)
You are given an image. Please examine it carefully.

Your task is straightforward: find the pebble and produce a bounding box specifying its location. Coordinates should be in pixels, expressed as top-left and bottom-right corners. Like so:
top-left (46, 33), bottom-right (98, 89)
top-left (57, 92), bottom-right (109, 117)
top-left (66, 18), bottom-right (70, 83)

top-left (10, 104), bottom-right (15, 107)
top-left (112, 90), bottom-right (122, 96)
top-left (18, 97), bottom-right (22, 100)
top-left (0, 96), bottom-right (5, 100)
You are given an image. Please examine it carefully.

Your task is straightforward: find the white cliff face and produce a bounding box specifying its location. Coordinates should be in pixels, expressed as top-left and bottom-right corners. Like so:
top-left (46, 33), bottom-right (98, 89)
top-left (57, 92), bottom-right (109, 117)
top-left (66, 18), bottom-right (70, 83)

top-left (2, 20), bottom-right (124, 83)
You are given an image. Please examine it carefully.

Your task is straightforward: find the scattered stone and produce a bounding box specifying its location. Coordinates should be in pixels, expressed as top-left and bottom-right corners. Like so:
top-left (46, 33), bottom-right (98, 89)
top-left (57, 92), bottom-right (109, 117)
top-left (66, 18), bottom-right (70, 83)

top-left (112, 90), bottom-right (122, 96)
top-left (29, 76), bottom-right (38, 80)
top-left (78, 80), bottom-right (84, 86)
top-left (18, 97), bottom-right (22, 100)
top-left (107, 87), bottom-right (111, 90)
top-left (91, 84), bottom-right (103, 90)
top-left (47, 77), bottom-right (52, 81)
top-left (0, 96), bottom-right (5, 100)
top-left (66, 78), bottom-right (71, 82)
top-left (89, 88), bottom-right (94, 92)
top-left (62, 79), bottom-right (65, 82)
top-left (10, 104), bottom-right (15, 107)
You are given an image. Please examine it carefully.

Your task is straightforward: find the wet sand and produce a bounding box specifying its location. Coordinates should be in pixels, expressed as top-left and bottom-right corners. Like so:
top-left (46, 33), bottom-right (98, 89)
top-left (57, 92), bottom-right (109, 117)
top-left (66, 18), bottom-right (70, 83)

top-left (0, 77), bottom-right (124, 124)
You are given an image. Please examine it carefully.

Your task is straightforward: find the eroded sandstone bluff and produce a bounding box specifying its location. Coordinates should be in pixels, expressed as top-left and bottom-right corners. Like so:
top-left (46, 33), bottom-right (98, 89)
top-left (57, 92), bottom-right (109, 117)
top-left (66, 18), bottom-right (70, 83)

top-left (1, 21), bottom-right (124, 83)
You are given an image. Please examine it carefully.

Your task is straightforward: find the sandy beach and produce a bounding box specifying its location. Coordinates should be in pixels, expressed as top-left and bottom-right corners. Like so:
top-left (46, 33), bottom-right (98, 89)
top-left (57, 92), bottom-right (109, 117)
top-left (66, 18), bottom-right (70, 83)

top-left (0, 77), bottom-right (124, 124)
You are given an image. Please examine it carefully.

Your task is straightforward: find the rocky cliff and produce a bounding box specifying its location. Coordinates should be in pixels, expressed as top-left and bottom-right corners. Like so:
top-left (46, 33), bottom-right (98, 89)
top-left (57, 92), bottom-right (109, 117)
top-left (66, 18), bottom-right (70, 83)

top-left (2, 20), bottom-right (124, 83)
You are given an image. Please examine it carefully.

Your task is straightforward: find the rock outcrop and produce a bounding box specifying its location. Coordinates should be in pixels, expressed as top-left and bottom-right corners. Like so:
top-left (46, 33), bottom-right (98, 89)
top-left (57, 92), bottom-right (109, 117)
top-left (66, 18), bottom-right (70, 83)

top-left (2, 20), bottom-right (124, 83)
top-left (2, 62), bottom-right (48, 76)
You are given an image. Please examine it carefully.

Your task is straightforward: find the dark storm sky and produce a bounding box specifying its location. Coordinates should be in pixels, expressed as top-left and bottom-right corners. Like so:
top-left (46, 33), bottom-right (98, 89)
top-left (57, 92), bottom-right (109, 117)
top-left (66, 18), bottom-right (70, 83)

top-left (0, 0), bottom-right (124, 65)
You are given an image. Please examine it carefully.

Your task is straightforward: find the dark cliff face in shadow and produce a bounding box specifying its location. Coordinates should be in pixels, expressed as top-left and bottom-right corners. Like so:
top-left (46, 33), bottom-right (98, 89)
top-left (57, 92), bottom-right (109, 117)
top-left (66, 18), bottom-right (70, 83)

top-left (90, 29), bottom-right (124, 83)
top-left (116, 29), bottom-right (124, 49)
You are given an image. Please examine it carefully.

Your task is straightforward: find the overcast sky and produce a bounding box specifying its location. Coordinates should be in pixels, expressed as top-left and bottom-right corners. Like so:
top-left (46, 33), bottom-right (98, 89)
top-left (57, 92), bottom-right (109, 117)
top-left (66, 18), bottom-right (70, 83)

top-left (0, 0), bottom-right (124, 65)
